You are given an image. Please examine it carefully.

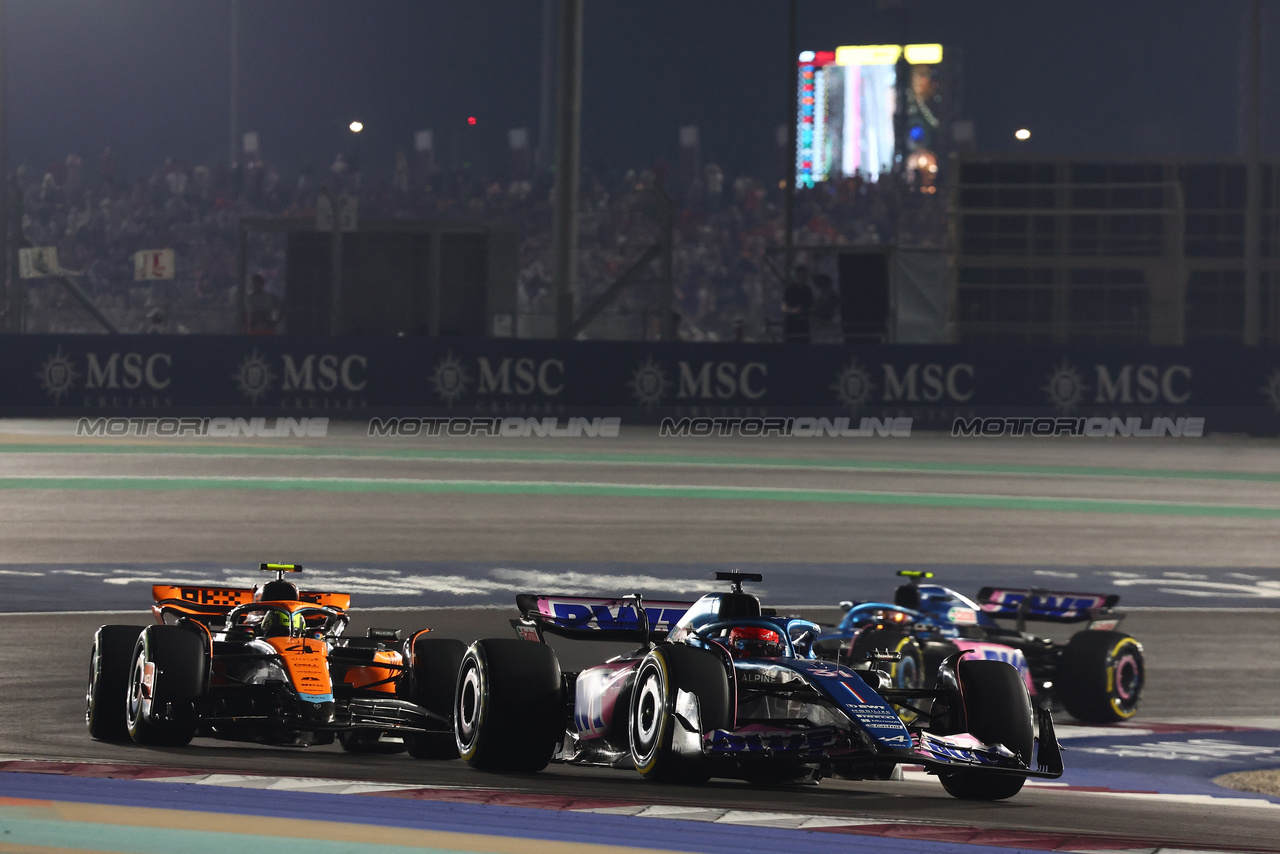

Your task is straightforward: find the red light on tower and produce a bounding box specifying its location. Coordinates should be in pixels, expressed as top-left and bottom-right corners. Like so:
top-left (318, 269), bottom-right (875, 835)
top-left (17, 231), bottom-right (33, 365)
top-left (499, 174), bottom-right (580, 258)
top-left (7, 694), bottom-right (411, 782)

top-left (467, 116), bottom-right (477, 126)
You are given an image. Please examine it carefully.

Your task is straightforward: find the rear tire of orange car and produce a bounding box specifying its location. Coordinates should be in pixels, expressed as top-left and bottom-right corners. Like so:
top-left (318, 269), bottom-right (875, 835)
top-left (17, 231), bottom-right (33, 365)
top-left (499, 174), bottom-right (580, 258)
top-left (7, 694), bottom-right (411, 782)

top-left (455, 639), bottom-right (563, 773)
top-left (403, 636), bottom-right (467, 759)
top-left (87, 625), bottom-right (143, 741)
top-left (937, 659), bottom-right (1033, 801)
top-left (125, 626), bottom-right (207, 747)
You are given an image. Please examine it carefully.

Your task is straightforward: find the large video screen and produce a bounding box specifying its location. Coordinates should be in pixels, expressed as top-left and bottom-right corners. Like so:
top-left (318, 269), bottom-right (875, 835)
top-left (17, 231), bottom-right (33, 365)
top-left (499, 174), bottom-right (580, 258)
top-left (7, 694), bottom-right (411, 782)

top-left (797, 44), bottom-right (944, 187)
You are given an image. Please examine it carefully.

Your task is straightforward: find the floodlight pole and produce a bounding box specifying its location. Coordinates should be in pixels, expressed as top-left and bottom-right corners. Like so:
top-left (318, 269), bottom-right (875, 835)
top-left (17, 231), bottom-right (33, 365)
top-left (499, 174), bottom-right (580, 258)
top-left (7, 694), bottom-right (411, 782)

top-left (230, 0), bottom-right (240, 168)
top-left (552, 0), bottom-right (582, 338)
top-left (0, 0), bottom-right (9, 333)
top-left (536, 0), bottom-right (556, 173)
top-left (782, 0), bottom-right (798, 283)
top-left (1244, 0), bottom-right (1262, 345)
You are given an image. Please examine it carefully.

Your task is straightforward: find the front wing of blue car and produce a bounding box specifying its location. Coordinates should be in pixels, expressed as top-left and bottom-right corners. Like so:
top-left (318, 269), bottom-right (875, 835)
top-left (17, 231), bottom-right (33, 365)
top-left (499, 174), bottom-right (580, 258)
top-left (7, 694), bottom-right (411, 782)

top-left (689, 659), bottom-right (1064, 780)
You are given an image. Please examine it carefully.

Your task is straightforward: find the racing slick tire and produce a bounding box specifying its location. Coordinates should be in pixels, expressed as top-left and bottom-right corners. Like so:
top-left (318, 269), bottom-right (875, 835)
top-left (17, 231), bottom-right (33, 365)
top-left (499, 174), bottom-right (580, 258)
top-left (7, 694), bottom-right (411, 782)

top-left (848, 629), bottom-right (926, 724)
top-left (402, 637), bottom-right (467, 759)
top-left (86, 625), bottom-right (143, 741)
top-left (125, 625), bottom-right (207, 747)
top-left (454, 639), bottom-right (562, 773)
top-left (846, 629), bottom-right (924, 690)
top-left (938, 659), bottom-right (1033, 801)
top-left (1058, 631), bottom-right (1144, 723)
top-left (629, 645), bottom-right (731, 784)
top-left (921, 639), bottom-right (961, 680)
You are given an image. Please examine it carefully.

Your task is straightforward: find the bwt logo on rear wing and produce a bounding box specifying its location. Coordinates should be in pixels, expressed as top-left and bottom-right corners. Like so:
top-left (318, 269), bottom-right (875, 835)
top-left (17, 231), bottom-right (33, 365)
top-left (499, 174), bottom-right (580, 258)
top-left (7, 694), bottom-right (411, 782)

top-left (512, 593), bottom-right (692, 642)
top-left (977, 587), bottom-right (1119, 624)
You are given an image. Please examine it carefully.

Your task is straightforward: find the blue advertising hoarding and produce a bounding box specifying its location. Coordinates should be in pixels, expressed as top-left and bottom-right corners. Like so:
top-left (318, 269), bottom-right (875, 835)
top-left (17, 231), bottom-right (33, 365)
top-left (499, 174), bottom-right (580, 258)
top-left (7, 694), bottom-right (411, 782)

top-left (3, 335), bottom-right (1280, 433)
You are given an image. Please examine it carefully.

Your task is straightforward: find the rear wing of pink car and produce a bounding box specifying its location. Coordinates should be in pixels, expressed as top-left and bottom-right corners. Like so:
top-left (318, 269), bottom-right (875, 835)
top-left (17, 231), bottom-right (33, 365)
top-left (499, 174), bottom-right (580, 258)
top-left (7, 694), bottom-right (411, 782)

top-left (977, 587), bottom-right (1121, 627)
top-left (511, 593), bottom-right (693, 643)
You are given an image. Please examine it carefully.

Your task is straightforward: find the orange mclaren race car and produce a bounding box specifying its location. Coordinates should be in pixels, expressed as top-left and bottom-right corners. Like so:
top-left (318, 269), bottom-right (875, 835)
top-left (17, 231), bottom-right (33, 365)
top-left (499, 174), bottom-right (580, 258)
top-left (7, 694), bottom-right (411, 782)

top-left (86, 563), bottom-right (464, 756)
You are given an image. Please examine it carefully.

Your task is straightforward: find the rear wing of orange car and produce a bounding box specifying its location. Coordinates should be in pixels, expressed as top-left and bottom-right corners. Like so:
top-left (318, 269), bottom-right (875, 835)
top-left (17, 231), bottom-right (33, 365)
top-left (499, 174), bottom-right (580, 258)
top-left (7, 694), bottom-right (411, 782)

top-left (151, 584), bottom-right (351, 625)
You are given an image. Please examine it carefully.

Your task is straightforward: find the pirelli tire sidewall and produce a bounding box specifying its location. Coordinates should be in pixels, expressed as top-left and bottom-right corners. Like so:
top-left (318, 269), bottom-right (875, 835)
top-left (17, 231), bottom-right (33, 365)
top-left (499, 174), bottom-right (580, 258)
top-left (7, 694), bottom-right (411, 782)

top-left (454, 642), bottom-right (490, 764)
top-left (453, 638), bottom-right (563, 773)
top-left (1059, 630), bottom-right (1146, 723)
top-left (125, 624), bottom-right (207, 746)
top-left (848, 629), bottom-right (925, 690)
top-left (402, 635), bottom-right (467, 760)
top-left (628, 644), bottom-right (730, 783)
top-left (629, 650), bottom-right (673, 775)
top-left (938, 658), bottom-right (1033, 801)
top-left (86, 625), bottom-right (144, 742)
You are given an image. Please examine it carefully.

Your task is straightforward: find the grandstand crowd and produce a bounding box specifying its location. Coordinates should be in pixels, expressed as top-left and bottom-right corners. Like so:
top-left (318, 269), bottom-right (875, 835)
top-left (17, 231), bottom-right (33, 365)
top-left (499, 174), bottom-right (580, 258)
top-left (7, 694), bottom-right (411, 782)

top-left (14, 148), bottom-right (946, 340)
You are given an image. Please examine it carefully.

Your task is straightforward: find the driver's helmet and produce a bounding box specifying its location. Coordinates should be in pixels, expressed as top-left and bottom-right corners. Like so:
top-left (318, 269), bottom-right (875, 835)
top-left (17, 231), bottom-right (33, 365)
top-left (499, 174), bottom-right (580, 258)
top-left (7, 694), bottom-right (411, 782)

top-left (726, 625), bottom-right (785, 659)
top-left (263, 609), bottom-right (307, 637)
top-left (254, 579), bottom-right (300, 602)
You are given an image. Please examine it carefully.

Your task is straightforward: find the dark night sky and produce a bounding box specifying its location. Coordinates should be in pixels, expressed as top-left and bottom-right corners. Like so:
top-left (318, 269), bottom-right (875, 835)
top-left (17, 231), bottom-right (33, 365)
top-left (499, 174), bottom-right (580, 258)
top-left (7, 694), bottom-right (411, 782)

top-left (6, 1), bottom-right (1273, 182)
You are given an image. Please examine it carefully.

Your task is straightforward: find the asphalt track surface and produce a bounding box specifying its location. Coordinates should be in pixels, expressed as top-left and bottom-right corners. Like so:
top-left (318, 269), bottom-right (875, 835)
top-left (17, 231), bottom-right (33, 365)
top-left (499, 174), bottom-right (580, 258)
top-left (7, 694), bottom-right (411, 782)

top-left (3, 422), bottom-right (1280, 851)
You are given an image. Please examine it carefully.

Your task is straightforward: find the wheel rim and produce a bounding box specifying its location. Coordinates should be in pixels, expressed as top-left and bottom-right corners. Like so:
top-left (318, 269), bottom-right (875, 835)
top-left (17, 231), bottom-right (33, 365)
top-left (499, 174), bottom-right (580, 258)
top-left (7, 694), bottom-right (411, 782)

top-left (126, 649), bottom-right (146, 729)
top-left (1111, 648), bottom-right (1142, 712)
top-left (85, 646), bottom-right (99, 725)
top-left (630, 660), bottom-right (665, 765)
top-left (455, 657), bottom-right (483, 755)
top-left (894, 653), bottom-right (920, 689)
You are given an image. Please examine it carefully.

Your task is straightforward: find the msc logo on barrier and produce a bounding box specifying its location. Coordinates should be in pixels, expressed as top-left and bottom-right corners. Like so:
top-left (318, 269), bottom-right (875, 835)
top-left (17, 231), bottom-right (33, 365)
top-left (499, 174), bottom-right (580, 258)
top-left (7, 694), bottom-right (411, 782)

top-left (1044, 359), bottom-right (1191, 412)
top-left (427, 352), bottom-right (567, 405)
top-left (676, 360), bottom-right (767, 400)
top-left (233, 349), bottom-right (368, 404)
top-left (627, 356), bottom-right (766, 406)
top-left (831, 359), bottom-right (975, 409)
top-left (628, 356), bottom-right (672, 406)
top-left (37, 348), bottom-right (172, 404)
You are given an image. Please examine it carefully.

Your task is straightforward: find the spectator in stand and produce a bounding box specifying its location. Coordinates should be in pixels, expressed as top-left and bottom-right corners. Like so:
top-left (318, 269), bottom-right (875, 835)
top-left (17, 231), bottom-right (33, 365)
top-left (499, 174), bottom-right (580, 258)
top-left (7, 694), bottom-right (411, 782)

top-left (244, 273), bottom-right (282, 334)
top-left (65, 154), bottom-right (83, 194)
top-left (810, 273), bottom-right (841, 344)
top-left (782, 265), bottom-right (814, 344)
top-left (17, 141), bottom-right (946, 336)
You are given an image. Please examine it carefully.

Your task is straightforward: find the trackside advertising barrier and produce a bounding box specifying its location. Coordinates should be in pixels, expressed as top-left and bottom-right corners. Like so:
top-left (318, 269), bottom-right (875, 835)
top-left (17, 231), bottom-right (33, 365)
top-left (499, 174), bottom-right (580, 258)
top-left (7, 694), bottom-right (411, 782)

top-left (5, 335), bottom-right (1280, 434)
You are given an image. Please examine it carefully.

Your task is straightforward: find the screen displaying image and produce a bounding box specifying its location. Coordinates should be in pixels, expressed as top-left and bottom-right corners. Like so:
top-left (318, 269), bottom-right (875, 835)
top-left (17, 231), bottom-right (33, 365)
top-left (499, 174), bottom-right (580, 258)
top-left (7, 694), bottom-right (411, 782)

top-left (797, 44), bottom-right (943, 187)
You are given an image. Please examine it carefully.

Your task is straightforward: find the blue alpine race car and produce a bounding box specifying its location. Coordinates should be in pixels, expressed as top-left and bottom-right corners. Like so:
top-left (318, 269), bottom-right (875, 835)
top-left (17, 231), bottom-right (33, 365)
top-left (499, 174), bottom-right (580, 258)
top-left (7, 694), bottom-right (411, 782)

top-left (814, 570), bottom-right (1145, 723)
top-left (451, 572), bottom-right (1063, 800)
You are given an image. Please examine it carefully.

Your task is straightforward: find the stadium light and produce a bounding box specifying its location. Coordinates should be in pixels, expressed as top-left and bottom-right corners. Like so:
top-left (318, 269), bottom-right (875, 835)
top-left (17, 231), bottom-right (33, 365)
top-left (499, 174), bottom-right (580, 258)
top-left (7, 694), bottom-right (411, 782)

top-left (1015, 128), bottom-right (1031, 141)
top-left (349, 121), bottom-right (364, 133)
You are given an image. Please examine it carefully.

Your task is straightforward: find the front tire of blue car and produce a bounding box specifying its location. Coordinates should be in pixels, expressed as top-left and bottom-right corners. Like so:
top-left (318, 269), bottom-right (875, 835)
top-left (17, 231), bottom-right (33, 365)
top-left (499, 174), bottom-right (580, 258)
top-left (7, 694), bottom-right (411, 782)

top-left (629, 645), bottom-right (730, 784)
top-left (937, 659), bottom-right (1033, 801)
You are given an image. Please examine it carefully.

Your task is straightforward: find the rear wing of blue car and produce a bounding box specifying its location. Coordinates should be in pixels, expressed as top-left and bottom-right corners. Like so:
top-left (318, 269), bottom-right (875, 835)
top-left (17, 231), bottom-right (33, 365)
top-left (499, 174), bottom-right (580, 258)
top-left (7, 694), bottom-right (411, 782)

top-left (977, 587), bottom-right (1120, 625)
top-left (511, 594), bottom-right (693, 643)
